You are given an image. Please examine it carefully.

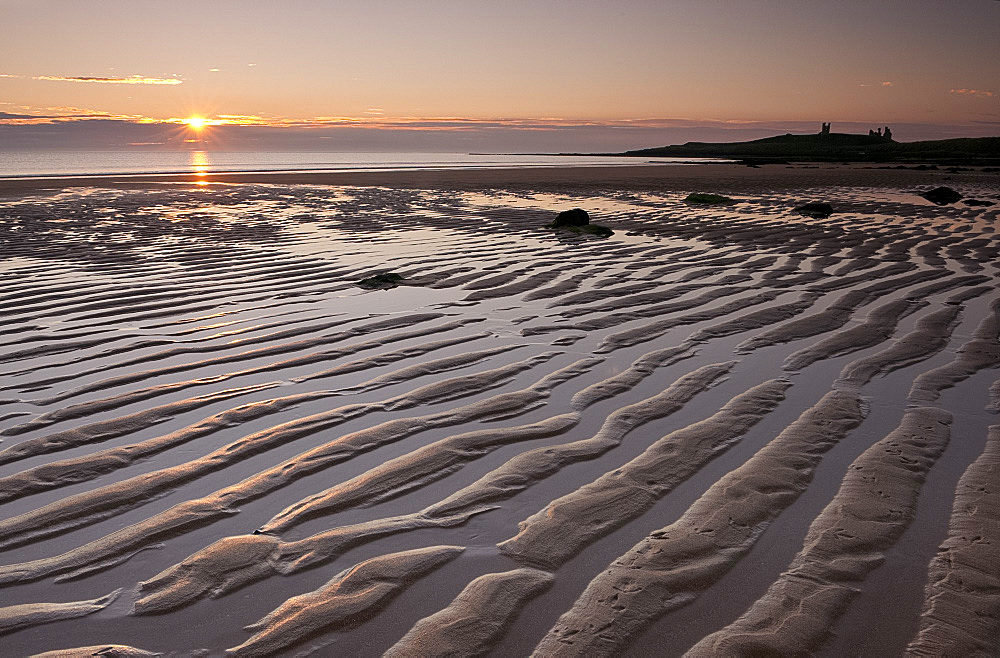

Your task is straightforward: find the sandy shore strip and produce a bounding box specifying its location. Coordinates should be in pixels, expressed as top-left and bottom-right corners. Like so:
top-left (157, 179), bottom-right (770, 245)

top-left (0, 161), bottom-right (995, 197)
top-left (1, 162), bottom-right (999, 655)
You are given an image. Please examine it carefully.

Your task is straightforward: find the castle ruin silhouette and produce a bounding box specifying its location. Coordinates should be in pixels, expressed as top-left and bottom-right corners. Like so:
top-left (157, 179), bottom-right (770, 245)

top-left (818, 122), bottom-right (892, 140)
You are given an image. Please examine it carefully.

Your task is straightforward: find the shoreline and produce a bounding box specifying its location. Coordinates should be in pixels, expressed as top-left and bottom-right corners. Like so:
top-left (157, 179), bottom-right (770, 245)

top-left (1, 162), bottom-right (996, 198)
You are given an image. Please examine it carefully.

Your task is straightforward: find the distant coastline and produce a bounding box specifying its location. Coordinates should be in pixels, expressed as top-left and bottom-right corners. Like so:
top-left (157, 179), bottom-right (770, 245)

top-left (528, 125), bottom-right (1000, 165)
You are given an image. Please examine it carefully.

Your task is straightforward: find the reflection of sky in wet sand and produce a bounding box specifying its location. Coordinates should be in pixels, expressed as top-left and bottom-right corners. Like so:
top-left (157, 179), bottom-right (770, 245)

top-left (456, 190), bottom-right (663, 216)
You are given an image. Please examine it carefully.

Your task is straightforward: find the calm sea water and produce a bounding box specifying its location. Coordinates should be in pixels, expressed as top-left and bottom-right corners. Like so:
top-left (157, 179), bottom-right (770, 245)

top-left (0, 151), bottom-right (719, 178)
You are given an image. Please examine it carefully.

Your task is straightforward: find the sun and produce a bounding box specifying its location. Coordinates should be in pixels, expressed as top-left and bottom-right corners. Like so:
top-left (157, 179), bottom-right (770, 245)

top-left (184, 116), bottom-right (207, 130)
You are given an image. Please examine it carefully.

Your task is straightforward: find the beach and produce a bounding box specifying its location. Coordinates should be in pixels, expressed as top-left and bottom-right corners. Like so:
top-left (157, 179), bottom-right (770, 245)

top-left (1, 161), bottom-right (999, 656)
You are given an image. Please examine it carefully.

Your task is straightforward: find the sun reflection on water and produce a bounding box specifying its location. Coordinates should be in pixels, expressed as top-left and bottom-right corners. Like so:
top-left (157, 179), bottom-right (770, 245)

top-left (190, 150), bottom-right (210, 185)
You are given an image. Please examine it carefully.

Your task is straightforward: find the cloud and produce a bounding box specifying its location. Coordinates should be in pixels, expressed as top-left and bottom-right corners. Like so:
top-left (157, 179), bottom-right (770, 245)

top-left (950, 88), bottom-right (994, 98)
top-left (2, 111), bottom-right (996, 148)
top-left (0, 112), bottom-right (870, 133)
top-left (0, 111), bottom-right (59, 119)
top-left (0, 105), bottom-right (145, 125)
top-left (4, 115), bottom-right (999, 152)
top-left (33, 75), bottom-right (182, 85)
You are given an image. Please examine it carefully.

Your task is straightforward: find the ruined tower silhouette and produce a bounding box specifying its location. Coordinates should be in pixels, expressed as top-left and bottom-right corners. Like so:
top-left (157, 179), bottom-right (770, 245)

top-left (869, 126), bottom-right (894, 140)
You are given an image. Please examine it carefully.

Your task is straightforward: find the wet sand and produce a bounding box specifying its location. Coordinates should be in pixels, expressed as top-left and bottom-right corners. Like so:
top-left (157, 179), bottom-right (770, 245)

top-left (1, 162), bottom-right (999, 655)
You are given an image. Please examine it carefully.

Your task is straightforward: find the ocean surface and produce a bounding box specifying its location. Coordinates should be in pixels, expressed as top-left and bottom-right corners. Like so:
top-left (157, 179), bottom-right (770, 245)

top-left (0, 150), bottom-right (719, 178)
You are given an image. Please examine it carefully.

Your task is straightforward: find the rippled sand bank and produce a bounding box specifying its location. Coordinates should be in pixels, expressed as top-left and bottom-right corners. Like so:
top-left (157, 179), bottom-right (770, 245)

top-left (1, 163), bottom-right (998, 656)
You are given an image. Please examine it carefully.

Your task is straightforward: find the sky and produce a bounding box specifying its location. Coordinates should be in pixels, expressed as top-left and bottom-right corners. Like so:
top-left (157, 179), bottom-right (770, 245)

top-left (1, 0), bottom-right (998, 151)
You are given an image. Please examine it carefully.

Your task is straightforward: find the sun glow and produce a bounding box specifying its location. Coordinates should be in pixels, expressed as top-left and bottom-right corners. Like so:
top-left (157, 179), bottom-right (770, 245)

top-left (184, 116), bottom-right (208, 130)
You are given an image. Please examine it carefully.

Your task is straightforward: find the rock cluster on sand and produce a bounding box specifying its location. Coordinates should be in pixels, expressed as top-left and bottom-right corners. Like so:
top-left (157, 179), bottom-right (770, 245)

top-left (794, 202), bottom-right (835, 218)
top-left (684, 192), bottom-right (734, 205)
top-left (546, 208), bottom-right (613, 237)
top-left (921, 186), bottom-right (963, 205)
top-left (357, 272), bottom-right (405, 289)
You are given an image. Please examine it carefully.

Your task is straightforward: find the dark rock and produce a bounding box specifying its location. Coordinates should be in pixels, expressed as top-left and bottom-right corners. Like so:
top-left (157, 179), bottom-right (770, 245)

top-left (963, 198), bottom-right (996, 207)
top-left (357, 272), bottom-right (404, 290)
top-left (685, 193), bottom-right (734, 205)
top-left (547, 208), bottom-right (613, 238)
top-left (549, 208), bottom-right (590, 228)
top-left (794, 202), bottom-right (834, 218)
top-left (921, 186), bottom-right (962, 205)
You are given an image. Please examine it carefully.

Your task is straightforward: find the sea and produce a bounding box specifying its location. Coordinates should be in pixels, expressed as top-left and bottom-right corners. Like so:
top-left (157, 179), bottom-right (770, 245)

top-left (0, 151), bottom-right (721, 179)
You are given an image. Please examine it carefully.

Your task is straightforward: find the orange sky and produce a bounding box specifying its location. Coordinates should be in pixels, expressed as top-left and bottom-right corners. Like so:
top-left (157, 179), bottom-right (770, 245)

top-left (1, 0), bottom-right (997, 148)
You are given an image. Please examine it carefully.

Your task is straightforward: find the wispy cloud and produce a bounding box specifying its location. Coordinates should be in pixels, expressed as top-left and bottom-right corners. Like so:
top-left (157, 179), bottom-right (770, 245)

top-left (0, 105), bottom-right (145, 124)
top-left (0, 111), bottom-right (56, 120)
top-left (0, 112), bottom-right (830, 131)
top-left (33, 75), bottom-right (182, 85)
top-left (3, 112), bottom-right (992, 144)
top-left (950, 88), bottom-right (994, 98)
top-left (1, 73), bottom-right (182, 85)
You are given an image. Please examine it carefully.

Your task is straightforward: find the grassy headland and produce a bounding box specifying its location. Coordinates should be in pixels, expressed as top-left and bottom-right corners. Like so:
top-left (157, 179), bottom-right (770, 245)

top-left (624, 133), bottom-right (1000, 165)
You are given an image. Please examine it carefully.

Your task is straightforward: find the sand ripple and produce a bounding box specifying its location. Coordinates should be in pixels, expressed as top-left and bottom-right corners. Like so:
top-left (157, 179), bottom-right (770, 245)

top-left (1, 172), bottom-right (998, 655)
